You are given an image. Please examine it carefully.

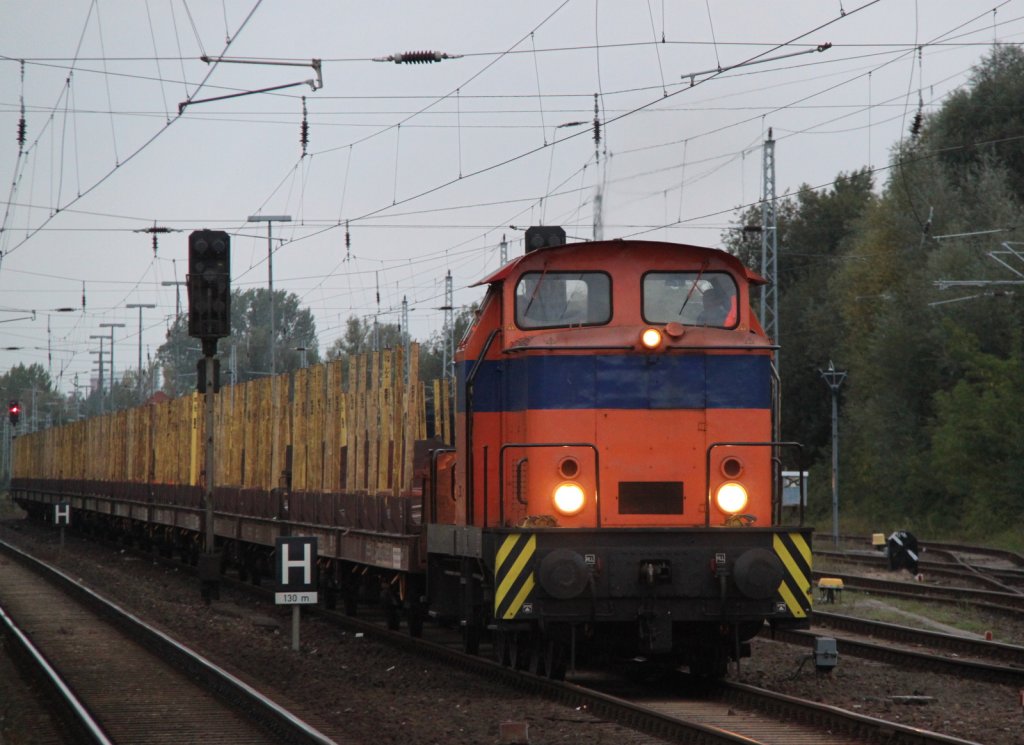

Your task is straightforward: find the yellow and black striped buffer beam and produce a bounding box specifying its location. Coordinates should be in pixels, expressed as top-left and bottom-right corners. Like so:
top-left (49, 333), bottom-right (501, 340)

top-left (494, 533), bottom-right (536, 620)
top-left (772, 532), bottom-right (813, 618)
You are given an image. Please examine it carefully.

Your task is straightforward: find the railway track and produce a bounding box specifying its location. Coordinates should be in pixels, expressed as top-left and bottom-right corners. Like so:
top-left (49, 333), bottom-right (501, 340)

top-left (773, 616), bottom-right (1024, 685)
top-left (0, 522), bottom-right (989, 745)
top-left (364, 617), bottom-right (981, 745)
top-left (811, 569), bottom-right (1024, 616)
top-left (238, 560), bottom-right (984, 744)
top-left (0, 538), bottom-right (342, 745)
top-left (816, 547), bottom-right (1024, 593)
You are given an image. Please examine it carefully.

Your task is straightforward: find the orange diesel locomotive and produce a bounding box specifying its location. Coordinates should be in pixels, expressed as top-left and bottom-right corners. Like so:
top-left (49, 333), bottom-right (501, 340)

top-left (425, 228), bottom-right (812, 677)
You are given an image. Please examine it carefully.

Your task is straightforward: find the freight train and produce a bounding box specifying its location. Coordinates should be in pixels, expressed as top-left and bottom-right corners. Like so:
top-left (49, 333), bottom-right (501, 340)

top-left (11, 228), bottom-right (813, 679)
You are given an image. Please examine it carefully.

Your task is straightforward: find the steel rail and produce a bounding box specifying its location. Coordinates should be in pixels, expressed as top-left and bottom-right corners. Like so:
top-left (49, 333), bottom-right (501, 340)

top-left (0, 538), bottom-right (338, 745)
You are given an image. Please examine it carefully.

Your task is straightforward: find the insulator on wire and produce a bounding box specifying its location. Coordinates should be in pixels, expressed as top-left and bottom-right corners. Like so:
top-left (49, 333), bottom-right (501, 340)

top-left (373, 50), bottom-right (463, 64)
top-left (910, 110), bottom-right (923, 137)
top-left (300, 96), bottom-right (309, 156)
top-left (17, 59), bottom-right (26, 150)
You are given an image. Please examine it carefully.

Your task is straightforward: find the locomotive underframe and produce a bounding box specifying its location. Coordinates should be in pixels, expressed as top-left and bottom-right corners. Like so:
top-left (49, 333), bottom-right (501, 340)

top-left (427, 522), bottom-right (813, 675)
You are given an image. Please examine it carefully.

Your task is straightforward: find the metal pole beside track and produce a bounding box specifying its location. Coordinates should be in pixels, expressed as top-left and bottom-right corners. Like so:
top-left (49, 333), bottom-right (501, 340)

top-left (200, 347), bottom-right (221, 602)
top-left (820, 361), bottom-right (847, 549)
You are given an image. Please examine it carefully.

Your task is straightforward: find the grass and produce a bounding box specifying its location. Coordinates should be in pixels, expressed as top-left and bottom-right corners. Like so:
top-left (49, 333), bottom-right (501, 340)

top-left (821, 589), bottom-right (1011, 639)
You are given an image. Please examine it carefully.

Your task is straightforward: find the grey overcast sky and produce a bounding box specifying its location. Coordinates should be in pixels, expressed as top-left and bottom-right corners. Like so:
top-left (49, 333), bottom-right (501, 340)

top-left (1, 1), bottom-right (1020, 393)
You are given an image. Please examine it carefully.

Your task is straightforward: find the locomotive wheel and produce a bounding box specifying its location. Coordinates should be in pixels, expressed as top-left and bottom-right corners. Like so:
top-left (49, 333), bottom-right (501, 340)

top-left (527, 642), bottom-right (544, 676)
top-left (492, 631), bottom-right (510, 666)
top-left (525, 634), bottom-right (567, 679)
top-left (507, 632), bottom-right (532, 671)
top-left (541, 638), bottom-right (568, 680)
top-left (462, 622), bottom-right (481, 655)
top-left (690, 649), bottom-right (727, 679)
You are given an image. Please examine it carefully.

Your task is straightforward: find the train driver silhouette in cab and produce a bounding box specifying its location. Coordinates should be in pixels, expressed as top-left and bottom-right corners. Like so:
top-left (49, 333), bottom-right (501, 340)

top-left (698, 284), bottom-right (737, 327)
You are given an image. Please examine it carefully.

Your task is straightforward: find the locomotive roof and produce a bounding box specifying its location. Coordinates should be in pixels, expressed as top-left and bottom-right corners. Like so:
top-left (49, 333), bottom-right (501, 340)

top-left (473, 238), bottom-right (766, 287)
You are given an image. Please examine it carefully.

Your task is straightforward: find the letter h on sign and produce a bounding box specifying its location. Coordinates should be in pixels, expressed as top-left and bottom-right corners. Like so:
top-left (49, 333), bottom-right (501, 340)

top-left (275, 536), bottom-right (318, 592)
top-left (54, 503), bottom-right (70, 526)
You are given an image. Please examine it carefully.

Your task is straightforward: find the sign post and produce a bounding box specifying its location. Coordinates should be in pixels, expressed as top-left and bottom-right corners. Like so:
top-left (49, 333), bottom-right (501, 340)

top-left (275, 536), bottom-right (318, 651)
top-left (54, 503), bottom-right (70, 556)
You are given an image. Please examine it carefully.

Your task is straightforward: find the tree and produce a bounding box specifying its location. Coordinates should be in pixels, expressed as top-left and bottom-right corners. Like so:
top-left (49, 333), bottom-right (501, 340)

top-left (156, 288), bottom-right (319, 397)
top-left (723, 170), bottom-right (875, 467)
top-left (928, 45), bottom-right (1024, 203)
top-left (928, 329), bottom-right (1024, 539)
top-left (0, 363), bottom-right (62, 431)
top-left (231, 288), bottom-right (320, 377)
top-left (325, 315), bottom-right (404, 362)
top-left (419, 304), bottom-right (479, 382)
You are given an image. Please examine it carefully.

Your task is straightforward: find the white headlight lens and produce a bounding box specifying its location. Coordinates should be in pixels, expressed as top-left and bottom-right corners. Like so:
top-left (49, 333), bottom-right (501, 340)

top-left (553, 482), bottom-right (586, 515)
top-left (640, 328), bottom-right (662, 349)
top-left (715, 482), bottom-right (748, 514)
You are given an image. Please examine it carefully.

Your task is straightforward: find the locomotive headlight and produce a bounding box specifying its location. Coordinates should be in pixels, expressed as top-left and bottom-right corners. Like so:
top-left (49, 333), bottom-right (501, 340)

top-left (715, 482), bottom-right (748, 514)
top-left (552, 482), bottom-right (586, 516)
top-left (640, 327), bottom-right (662, 349)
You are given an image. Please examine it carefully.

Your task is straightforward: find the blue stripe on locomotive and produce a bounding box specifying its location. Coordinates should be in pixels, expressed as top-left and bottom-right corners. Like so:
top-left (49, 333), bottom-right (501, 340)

top-left (459, 354), bottom-right (770, 412)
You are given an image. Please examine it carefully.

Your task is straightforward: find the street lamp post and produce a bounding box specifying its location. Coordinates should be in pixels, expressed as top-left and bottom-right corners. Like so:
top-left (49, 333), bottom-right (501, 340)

top-left (127, 304), bottom-right (156, 403)
top-left (247, 214), bottom-right (291, 378)
top-left (99, 323), bottom-right (126, 409)
top-left (248, 214), bottom-right (291, 494)
top-left (88, 336), bottom-right (106, 415)
top-left (161, 280), bottom-right (187, 318)
top-left (820, 361), bottom-right (847, 549)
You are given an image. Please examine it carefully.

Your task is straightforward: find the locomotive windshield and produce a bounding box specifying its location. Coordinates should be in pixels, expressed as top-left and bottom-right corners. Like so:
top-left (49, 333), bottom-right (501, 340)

top-left (642, 271), bottom-right (738, 328)
top-left (515, 271), bottom-right (611, 329)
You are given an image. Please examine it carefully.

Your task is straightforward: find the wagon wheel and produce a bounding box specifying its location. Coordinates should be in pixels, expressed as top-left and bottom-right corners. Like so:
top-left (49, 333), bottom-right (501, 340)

top-left (382, 587), bottom-right (401, 631)
top-left (406, 601), bottom-right (424, 638)
top-left (342, 592), bottom-right (358, 616)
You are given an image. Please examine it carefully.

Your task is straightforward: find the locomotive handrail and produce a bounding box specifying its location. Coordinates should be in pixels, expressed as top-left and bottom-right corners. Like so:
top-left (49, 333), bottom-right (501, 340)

top-left (465, 328), bottom-right (501, 526)
top-left (703, 441), bottom-right (804, 528)
top-left (498, 442), bottom-right (601, 528)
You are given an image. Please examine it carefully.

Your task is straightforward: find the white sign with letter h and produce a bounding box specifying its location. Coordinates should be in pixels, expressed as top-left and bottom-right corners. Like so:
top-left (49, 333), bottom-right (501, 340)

top-left (54, 503), bottom-right (70, 526)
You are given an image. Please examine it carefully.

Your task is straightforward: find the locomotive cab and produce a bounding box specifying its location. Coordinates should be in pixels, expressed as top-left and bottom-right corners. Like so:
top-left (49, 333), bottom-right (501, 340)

top-left (457, 240), bottom-right (777, 531)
